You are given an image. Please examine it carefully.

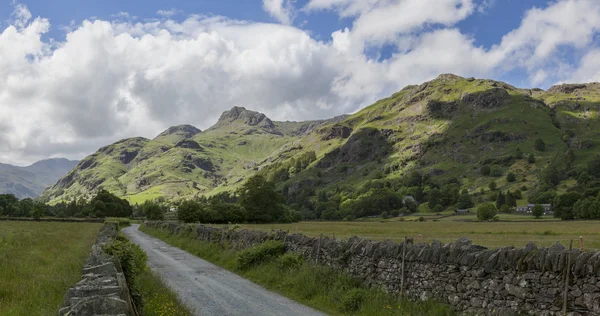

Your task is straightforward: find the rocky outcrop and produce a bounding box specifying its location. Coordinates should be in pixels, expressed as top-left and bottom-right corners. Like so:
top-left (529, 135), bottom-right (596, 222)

top-left (462, 88), bottom-right (510, 109)
top-left (209, 106), bottom-right (278, 133)
top-left (156, 124), bottom-right (202, 139)
top-left (317, 124), bottom-right (353, 140)
top-left (59, 223), bottom-right (135, 316)
top-left (145, 221), bottom-right (600, 316)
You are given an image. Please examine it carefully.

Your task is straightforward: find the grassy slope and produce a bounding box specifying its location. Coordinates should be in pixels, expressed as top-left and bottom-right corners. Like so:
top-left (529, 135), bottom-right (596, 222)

top-left (0, 221), bottom-right (102, 315)
top-left (43, 75), bottom-right (600, 206)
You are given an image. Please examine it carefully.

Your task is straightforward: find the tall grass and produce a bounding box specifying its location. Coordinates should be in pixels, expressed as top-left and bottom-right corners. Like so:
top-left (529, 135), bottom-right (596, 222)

top-left (140, 226), bottom-right (453, 316)
top-left (0, 221), bottom-right (102, 315)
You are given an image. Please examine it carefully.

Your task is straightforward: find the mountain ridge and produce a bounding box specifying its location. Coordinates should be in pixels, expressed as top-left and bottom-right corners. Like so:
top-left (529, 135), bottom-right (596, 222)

top-left (42, 74), bottom-right (600, 217)
top-left (0, 158), bottom-right (79, 199)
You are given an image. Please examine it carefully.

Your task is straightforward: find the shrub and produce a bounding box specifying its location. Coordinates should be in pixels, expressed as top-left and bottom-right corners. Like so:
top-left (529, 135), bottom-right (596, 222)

top-left (490, 166), bottom-right (503, 177)
top-left (477, 204), bottom-right (497, 221)
top-left (342, 288), bottom-right (367, 312)
top-left (489, 181), bottom-right (497, 191)
top-left (276, 253), bottom-right (304, 271)
top-left (103, 233), bottom-right (147, 307)
top-left (532, 204), bottom-right (544, 219)
top-left (105, 217), bottom-right (131, 228)
top-left (506, 172), bottom-right (516, 182)
top-left (237, 240), bottom-right (286, 270)
top-left (418, 216), bottom-right (425, 222)
top-left (500, 204), bottom-right (510, 213)
top-left (480, 165), bottom-right (491, 176)
top-left (535, 138), bottom-right (546, 151)
top-left (381, 211), bottom-right (389, 219)
top-left (528, 153), bottom-right (536, 164)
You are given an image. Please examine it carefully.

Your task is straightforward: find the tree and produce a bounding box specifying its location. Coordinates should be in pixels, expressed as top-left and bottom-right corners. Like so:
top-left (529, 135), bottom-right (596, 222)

top-left (428, 188), bottom-right (441, 208)
top-left (238, 175), bottom-right (285, 223)
top-left (506, 172), bottom-right (516, 182)
top-left (177, 200), bottom-right (201, 223)
top-left (553, 192), bottom-right (582, 220)
top-left (535, 138), bottom-right (546, 151)
top-left (532, 204), bottom-right (544, 219)
top-left (528, 153), bottom-right (536, 164)
top-left (381, 211), bottom-right (389, 219)
top-left (142, 201), bottom-right (164, 221)
top-left (432, 204), bottom-right (444, 213)
top-left (456, 192), bottom-right (474, 209)
top-left (489, 181), bottom-right (497, 191)
top-left (480, 165), bottom-right (491, 176)
top-left (588, 155), bottom-right (600, 178)
top-left (542, 165), bottom-right (560, 186)
top-left (92, 200), bottom-right (107, 218)
top-left (500, 204), bottom-right (510, 213)
top-left (506, 191), bottom-right (517, 207)
top-left (477, 204), bottom-right (497, 221)
top-left (30, 204), bottom-right (45, 220)
top-left (496, 191), bottom-right (505, 209)
top-left (578, 172), bottom-right (590, 187)
top-left (515, 147), bottom-right (523, 159)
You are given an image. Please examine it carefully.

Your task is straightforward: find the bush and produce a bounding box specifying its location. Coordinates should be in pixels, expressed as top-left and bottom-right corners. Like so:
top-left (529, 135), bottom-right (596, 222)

top-left (237, 240), bottom-right (286, 270)
top-left (528, 153), bottom-right (536, 164)
top-left (477, 204), bottom-right (497, 221)
top-left (105, 217), bottom-right (131, 228)
top-left (535, 138), bottom-right (546, 151)
top-left (276, 253), bottom-right (304, 271)
top-left (480, 165), bottom-right (491, 176)
top-left (103, 233), bottom-right (147, 307)
top-left (506, 172), bottom-right (516, 182)
top-left (432, 204), bottom-right (444, 213)
top-left (490, 166), bottom-right (503, 177)
top-left (342, 288), bottom-right (367, 312)
top-left (489, 181), bottom-right (497, 191)
top-left (418, 216), bottom-right (425, 222)
top-left (532, 204), bottom-right (544, 219)
top-left (381, 211), bottom-right (389, 219)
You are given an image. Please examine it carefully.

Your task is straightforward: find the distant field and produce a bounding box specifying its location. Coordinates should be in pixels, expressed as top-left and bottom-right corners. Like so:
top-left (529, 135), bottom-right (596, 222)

top-left (0, 221), bottom-right (102, 315)
top-left (226, 217), bottom-right (600, 250)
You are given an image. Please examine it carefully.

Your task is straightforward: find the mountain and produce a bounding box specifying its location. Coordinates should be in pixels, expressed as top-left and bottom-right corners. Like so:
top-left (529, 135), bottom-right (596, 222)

top-left (42, 74), bottom-right (600, 211)
top-left (0, 158), bottom-right (79, 199)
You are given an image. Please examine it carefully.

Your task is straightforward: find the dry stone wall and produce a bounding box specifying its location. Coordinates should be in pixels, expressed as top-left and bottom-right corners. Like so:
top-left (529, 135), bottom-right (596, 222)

top-left (145, 221), bottom-right (600, 315)
top-left (59, 223), bottom-right (135, 316)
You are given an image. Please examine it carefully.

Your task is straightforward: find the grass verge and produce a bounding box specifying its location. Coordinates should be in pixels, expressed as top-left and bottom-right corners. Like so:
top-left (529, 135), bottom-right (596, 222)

top-left (0, 221), bottom-right (102, 315)
top-left (140, 225), bottom-right (454, 316)
top-left (104, 233), bottom-right (192, 316)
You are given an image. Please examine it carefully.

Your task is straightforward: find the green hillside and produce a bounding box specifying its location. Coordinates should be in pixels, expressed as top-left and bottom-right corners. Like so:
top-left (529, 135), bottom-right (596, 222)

top-left (42, 74), bottom-right (600, 217)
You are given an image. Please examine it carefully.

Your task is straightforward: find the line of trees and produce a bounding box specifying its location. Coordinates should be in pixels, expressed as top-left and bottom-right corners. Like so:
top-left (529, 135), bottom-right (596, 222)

top-left (176, 175), bottom-right (300, 224)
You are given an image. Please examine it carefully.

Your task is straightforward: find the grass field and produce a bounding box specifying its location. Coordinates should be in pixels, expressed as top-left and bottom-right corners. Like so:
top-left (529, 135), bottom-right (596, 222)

top-left (222, 217), bottom-right (600, 250)
top-left (0, 221), bottom-right (102, 315)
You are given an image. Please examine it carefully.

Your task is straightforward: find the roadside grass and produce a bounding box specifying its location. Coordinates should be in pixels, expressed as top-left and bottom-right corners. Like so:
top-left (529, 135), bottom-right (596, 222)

top-left (105, 232), bottom-right (192, 316)
top-left (137, 269), bottom-right (192, 316)
top-left (140, 226), bottom-right (453, 316)
top-left (0, 221), bottom-right (102, 315)
top-left (216, 219), bottom-right (600, 250)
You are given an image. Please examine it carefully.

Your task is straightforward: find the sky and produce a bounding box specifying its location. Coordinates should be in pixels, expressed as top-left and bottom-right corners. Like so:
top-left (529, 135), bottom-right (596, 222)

top-left (1, 0), bottom-right (600, 165)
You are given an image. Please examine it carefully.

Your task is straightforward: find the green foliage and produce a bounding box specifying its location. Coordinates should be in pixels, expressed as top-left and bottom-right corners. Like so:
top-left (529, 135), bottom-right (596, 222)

top-left (500, 204), bottom-right (510, 213)
top-left (105, 217), bottom-right (131, 228)
top-left (238, 175), bottom-right (286, 223)
top-left (177, 200), bottom-right (201, 223)
top-left (237, 240), bottom-right (286, 270)
top-left (103, 233), bottom-right (148, 308)
top-left (276, 253), bottom-right (304, 271)
top-left (490, 166), bottom-right (504, 177)
top-left (535, 138), bottom-right (546, 151)
top-left (428, 188), bottom-right (441, 207)
top-left (380, 211), bottom-right (389, 219)
top-left (340, 187), bottom-right (403, 218)
top-left (477, 203), bottom-right (497, 221)
top-left (588, 155), bottom-right (600, 178)
top-left (91, 190), bottom-right (133, 218)
top-left (506, 191), bottom-right (516, 207)
top-left (515, 147), bottom-right (523, 159)
top-left (342, 288), bottom-right (368, 312)
top-left (432, 204), bottom-right (443, 213)
top-left (506, 172), bottom-right (516, 182)
top-left (140, 201), bottom-right (165, 221)
top-left (456, 191), bottom-right (473, 209)
top-left (480, 165), bottom-right (491, 176)
top-left (555, 192), bottom-right (584, 220)
top-left (488, 181), bottom-right (497, 191)
top-left (496, 191), bottom-right (505, 209)
top-left (528, 153), bottom-right (536, 164)
top-left (531, 204), bottom-right (545, 219)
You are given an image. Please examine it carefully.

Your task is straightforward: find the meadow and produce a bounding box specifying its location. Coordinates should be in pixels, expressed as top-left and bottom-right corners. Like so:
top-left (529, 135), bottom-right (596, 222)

top-left (0, 221), bottom-right (102, 315)
top-left (223, 215), bottom-right (600, 250)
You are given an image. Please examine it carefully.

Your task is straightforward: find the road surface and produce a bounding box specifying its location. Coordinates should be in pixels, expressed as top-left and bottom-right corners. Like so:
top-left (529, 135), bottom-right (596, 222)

top-left (122, 224), bottom-right (325, 316)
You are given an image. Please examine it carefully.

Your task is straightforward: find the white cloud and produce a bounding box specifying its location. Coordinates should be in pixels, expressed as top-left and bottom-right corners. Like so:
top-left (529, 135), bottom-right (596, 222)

top-left (263, 0), bottom-right (295, 25)
top-left (156, 9), bottom-right (181, 17)
top-left (2, 0), bottom-right (600, 165)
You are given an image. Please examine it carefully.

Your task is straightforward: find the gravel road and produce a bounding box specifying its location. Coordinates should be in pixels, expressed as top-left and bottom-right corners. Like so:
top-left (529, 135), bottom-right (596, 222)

top-left (122, 224), bottom-right (325, 316)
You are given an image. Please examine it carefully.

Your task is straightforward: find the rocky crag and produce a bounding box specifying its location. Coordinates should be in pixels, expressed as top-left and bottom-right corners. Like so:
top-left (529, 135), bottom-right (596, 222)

top-left (59, 223), bottom-right (135, 316)
top-left (145, 221), bottom-right (600, 315)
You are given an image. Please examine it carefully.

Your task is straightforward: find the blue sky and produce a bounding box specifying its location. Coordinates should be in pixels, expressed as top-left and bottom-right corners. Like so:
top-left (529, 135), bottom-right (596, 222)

top-left (1, 0), bottom-right (600, 163)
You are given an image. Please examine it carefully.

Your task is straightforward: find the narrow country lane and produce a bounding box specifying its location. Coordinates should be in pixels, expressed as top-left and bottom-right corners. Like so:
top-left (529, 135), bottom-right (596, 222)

top-left (122, 224), bottom-right (325, 316)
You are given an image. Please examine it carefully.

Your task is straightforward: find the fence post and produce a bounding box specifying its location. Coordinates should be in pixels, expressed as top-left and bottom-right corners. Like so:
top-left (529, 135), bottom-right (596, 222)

top-left (401, 236), bottom-right (407, 297)
top-left (284, 230), bottom-right (289, 243)
top-left (579, 236), bottom-right (584, 252)
top-left (563, 239), bottom-right (573, 314)
top-left (315, 233), bottom-right (323, 264)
